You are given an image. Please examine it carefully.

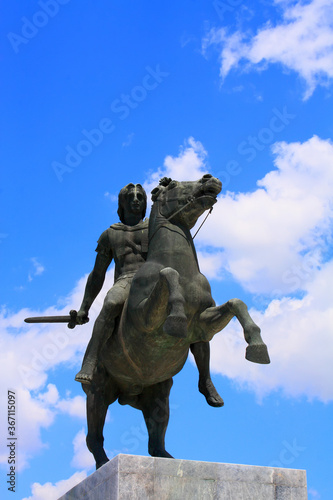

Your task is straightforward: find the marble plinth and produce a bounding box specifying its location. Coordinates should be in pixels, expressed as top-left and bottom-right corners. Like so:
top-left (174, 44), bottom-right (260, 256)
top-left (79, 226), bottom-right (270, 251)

top-left (59, 454), bottom-right (307, 499)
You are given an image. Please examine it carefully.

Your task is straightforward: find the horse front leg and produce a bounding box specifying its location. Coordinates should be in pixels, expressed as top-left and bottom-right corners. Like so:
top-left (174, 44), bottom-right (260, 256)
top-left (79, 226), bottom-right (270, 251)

top-left (199, 298), bottom-right (270, 364)
top-left (137, 378), bottom-right (174, 459)
top-left (134, 267), bottom-right (187, 338)
top-left (190, 342), bottom-right (224, 407)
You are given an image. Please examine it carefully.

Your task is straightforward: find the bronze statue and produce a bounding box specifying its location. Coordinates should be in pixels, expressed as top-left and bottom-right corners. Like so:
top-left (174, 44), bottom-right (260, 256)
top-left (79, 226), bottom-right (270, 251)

top-left (75, 182), bottom-right (224, 408)
top-left (79, 174), bottom-right (270, 469)
top-left (74, 183), bottom-right (149, 385)
top-left (25, 174), bottom-right (270, 469)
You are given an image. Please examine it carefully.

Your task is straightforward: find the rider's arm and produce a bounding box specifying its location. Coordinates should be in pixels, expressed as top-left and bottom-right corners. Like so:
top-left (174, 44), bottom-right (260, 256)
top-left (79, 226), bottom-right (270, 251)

top-left (79, 252), bottom-right (113, 315)
top-left (77, 230), bottom-right (113, 322)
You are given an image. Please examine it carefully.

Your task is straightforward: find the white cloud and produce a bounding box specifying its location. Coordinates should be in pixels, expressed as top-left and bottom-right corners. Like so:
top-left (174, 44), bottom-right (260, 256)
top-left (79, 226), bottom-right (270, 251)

top-left (57, 394), bottom-right (86, 419)
top-left (2, 130), bottom-right (333, 477)
top-left (308, 487), bottom-right (321, 499)
top-left (144, 137), bottom-right (209, 200)
top-left (122, 132), bottom-right (134, 147)
top-left (37, 383), bottom-right (86, 419)
top-left (71, 428), bottom-right (95, 469)
top-left (28, 258), bottom-right (45, 282)
top-left (142, 135), bottom-right (333, 402)
top-left (208, 259), bottom-right (333, 402)
top-left (39, 383), bottom-right (59, 405)
top-left (196, 249), bottom-right (225, 280)
top-left (0, 270), bottom-right (114, 471)
top-left (143, 135), bottom-right (333, 296)
top-left (203, 0), bottom-right (333, 98)
top-left (104, 191), bottom-right (118, 203)
top-left (22, 471), bottom-right (87, 500)
top-left (197, 135), bottom-right (333, 294)
top-left (31, 258), bottom-right (45, 276)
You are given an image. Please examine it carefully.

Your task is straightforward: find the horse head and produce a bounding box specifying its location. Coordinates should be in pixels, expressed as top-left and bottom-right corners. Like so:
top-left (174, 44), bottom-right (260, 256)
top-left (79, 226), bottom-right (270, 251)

top-left (151, 174), bottom-right (222, 229)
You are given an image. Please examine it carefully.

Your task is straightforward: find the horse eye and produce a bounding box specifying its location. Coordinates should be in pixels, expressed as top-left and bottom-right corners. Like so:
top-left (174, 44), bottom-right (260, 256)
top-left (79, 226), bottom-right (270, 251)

top-left (168, 181), bottom-right (177, 190)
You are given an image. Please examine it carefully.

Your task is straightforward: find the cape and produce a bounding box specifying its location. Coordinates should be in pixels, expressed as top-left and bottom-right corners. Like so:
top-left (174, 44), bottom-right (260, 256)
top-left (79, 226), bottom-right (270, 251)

top-left (110, 218), bottom-right (149, 232)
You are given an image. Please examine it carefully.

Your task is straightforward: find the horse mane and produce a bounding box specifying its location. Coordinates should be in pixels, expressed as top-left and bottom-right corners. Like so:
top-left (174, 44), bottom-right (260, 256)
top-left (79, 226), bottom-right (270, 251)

top-left (159, 177), bottom-right (172, 186)
top-left (151, 177), bottom-right (173, 202)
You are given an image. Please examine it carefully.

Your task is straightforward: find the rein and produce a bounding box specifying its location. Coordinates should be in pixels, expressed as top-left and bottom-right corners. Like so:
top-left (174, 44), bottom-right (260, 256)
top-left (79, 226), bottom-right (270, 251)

top-left (166, 196), bottom-right (195, 222)
top-left (192, 206), bottom-right (213, 239)
top-left (149, 196), bottom-right (214, 244)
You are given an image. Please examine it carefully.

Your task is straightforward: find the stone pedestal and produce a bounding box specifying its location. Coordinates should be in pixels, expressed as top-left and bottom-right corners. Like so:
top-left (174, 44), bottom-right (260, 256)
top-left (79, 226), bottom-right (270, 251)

top-left (59, 454), bottom-right (307, 499)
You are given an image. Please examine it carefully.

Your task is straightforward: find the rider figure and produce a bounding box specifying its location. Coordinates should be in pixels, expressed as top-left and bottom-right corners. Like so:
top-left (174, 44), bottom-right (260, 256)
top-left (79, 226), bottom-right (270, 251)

top-left (75, 183), bottom-right (223, 407)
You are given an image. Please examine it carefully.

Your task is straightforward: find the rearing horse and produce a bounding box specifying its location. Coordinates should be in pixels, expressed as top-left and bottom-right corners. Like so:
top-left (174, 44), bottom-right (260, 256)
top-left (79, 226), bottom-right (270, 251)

top-left (83, 174), bottom-right (270, 468)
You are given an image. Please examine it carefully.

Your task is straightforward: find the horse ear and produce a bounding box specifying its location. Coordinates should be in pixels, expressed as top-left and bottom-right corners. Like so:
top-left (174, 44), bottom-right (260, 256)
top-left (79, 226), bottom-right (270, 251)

top-left (151, 187), bottom-right (161, 202)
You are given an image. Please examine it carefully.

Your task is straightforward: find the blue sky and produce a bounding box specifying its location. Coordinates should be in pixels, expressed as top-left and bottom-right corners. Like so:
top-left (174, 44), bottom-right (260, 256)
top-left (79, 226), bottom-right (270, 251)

top-left (1, 0), bottom-right (333, 498)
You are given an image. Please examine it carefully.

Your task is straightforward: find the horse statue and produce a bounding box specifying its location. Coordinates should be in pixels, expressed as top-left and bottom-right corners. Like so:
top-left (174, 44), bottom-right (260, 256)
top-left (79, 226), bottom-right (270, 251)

top-left (83, 174), bottom-right (270, 469)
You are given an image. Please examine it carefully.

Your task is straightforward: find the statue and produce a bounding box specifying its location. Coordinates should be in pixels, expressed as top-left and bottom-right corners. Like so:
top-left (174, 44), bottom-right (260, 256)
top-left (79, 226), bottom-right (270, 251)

top-left (81, 174), bottom-right (270, 469)
top-left (74, 182), bottom-right (223, 408)
top-left (25, 174), bottom-right (270, 469)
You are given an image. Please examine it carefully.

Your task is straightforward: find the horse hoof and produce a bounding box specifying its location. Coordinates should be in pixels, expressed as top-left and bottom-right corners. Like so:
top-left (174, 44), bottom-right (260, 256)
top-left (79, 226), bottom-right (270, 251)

top-left (206, 395), bottom-right (224, 407)
top-left (96, 458), bottom-right (109, 470)
top-left (246, 343), bottom-right (270, 364)
top-left (163, 315), bottom-right (187, 338)
top-left (199, 379), bottom-right (224, 407)
top-left (150, 449), bottom-right (174, 459)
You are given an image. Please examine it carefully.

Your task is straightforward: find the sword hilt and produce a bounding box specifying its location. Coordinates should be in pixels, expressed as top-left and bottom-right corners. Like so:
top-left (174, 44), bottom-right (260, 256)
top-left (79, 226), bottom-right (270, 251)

top-left (68, 310), bottom-right (78, 329)
top-left (24, 309), bottom-right (88, 328)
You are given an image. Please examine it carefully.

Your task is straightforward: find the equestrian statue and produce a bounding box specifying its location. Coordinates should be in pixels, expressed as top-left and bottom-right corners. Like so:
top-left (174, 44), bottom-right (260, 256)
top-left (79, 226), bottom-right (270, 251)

top-left (25, 174), bottom-right (270, 469)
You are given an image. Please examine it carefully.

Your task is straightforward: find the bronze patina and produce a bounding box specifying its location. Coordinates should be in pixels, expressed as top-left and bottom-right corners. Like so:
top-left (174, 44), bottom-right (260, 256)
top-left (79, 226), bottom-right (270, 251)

top-left (25, 175), bottom-right (270, 470)
top-left (80, 175), bottom-right (270, 469)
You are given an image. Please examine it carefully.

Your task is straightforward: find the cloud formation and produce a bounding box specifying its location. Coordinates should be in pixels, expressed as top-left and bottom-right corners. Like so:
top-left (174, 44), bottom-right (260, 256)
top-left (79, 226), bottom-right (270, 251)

top-left (209, 259), bottom-right (333, 402)
top-left (203, 0), bottom-right (333, 98)
top-left (28, 258), bottom-right (45, 282)
top-left (144, 137), bottom-right (209, 197)
top-left (0, 271), bottom-right (114, 471)
top-left (144, 135), bottom-right (333, 402)
top-left (198, 135), bottom-right (333, 294)
top-left (22, 471), bottom-right (87, 500)
top-left (2, 133), bottom-right (333, 492)
top-left (71, 428), bottom-right (95, 470)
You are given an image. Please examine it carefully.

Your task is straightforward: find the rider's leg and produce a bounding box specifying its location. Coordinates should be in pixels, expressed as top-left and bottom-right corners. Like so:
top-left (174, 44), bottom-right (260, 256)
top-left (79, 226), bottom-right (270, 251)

top-left (75, 312), bottom-right (115, 384)
top-left (75, 282), bottom-right (128, 384)
top-left (190, 342), bottom-right (224, 407)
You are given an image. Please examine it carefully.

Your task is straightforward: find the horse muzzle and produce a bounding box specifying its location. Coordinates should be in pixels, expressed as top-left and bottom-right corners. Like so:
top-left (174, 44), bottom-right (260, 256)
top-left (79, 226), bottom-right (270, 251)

top-left (194, 177), bottom-right (222, 203)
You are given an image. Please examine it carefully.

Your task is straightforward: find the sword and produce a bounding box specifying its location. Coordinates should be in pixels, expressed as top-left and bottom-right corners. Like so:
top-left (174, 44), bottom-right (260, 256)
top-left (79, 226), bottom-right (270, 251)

top-left (24, 310), bottom-right (87, 329)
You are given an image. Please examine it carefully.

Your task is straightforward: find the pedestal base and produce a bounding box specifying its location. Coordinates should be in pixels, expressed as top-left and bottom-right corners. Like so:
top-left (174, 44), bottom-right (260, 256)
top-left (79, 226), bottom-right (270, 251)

top-left (59, 454), bottom-right (307, 499)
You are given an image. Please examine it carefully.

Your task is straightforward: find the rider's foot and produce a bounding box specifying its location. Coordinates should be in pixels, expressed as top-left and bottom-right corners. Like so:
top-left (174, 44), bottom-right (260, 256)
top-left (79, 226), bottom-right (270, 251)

top-left (199, 378), bottom-right (224, 407)
top-left (75, 361), bottom-right (96, 385)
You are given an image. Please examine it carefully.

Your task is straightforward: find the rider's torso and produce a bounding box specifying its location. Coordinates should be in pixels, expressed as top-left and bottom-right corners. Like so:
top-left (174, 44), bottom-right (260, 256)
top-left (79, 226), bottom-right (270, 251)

top-left (108, 220), bottom-right (148, 280)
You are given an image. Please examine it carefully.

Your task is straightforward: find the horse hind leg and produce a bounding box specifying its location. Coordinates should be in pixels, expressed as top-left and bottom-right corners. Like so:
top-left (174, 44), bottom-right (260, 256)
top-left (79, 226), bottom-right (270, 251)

top-left (137, 379), bottom-right (174, 459)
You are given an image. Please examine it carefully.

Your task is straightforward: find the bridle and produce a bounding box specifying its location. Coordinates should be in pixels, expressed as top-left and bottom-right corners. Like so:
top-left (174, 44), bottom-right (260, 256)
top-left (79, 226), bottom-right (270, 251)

top-left (149, 195), bottom-right (214, 244)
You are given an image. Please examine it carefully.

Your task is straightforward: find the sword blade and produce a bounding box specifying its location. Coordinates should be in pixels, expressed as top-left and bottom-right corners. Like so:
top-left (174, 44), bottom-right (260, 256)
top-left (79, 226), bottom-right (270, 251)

top-left (24, 310), bottom-right (78, 328)
top-left (24, 315), bottom-right (71, 324)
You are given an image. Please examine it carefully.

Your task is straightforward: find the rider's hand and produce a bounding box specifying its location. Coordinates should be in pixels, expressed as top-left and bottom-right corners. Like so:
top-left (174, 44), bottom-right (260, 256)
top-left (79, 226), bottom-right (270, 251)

top-left (76, 309), bottom-right (89, 325)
